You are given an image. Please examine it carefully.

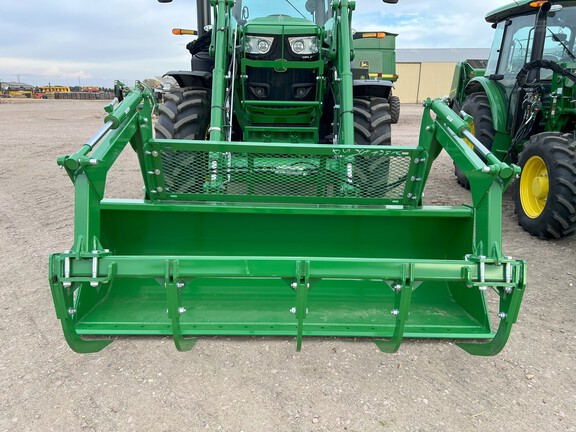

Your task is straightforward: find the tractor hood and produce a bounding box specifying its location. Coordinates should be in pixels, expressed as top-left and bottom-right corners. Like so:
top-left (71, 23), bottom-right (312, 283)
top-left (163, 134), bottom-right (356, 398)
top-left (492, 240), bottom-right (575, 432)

top-left (243, 15), bottom-right (321, 36)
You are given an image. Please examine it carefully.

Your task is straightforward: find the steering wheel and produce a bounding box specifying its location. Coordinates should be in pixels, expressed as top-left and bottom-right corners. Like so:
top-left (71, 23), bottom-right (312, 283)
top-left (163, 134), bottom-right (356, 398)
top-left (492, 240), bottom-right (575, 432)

top-left (516, 59), bottom-right (576, 88)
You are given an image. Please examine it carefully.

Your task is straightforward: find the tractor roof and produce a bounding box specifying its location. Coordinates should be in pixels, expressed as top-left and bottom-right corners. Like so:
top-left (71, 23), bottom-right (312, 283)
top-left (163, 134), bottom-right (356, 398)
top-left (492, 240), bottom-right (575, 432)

top-left (485, 0), bottom-right (573, 23)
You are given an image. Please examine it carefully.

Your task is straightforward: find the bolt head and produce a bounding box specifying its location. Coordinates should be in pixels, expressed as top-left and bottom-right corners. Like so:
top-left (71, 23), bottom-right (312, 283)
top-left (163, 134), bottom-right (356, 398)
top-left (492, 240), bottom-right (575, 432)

top-left (68, 308), bottom-right (77, 315)
top-left (394, 284), bottom-right (402, 292)
top-left (391, 309), bottom-right (400, 316)
top-left (176, 282), bottom-right (185, 289)
top-left (290, 307), bottom-right (296, 314)
top-left (178, 307), bottom-right (186, 315)
top-left (498, 312), bottom-right (507, 320)
top-left (291, 282), bottom-right (298, 289)
top-left (90, 282), bottom-right (99, 288)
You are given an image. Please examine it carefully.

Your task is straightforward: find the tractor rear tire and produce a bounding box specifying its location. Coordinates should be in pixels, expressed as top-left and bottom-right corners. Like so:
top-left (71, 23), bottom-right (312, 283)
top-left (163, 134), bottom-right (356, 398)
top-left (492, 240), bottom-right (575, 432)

top-left (154, 87), bottom-right (211, 194)
top-left (514, 132), bottom-right (576, 239)
top-left (389, 94), bottom-right (401, 124)
top-left (454, 93), bottom-right (496, 189)
top-left (353, 96), bottom-right (392, 197)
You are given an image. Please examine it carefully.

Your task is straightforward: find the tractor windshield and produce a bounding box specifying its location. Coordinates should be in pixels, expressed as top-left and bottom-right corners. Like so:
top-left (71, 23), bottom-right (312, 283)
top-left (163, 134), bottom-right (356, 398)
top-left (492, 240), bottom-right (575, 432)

top-left (495, 3), bottom-right (576, 79)
top-left (232, 0), bottom-right (331, 25)
top-left (544, 4), bottom-right (576, 61)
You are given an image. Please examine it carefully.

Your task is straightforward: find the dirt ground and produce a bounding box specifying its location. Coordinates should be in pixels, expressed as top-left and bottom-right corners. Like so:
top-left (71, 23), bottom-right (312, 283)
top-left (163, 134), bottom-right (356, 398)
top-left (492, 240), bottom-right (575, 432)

top-left (0, 99), bottom-right (574, 432)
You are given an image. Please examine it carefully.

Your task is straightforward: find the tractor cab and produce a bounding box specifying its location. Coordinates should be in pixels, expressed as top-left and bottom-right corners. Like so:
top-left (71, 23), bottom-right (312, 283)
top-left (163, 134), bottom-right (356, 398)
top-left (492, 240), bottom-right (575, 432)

top-left (485, 2), bottom-right (576, 113)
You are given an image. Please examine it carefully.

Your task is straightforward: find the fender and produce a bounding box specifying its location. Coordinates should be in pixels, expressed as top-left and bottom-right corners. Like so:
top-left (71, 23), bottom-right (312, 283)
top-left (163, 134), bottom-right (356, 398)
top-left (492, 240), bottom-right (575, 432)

top-left (352, 79), bottom-right (393, 99)
top-left (164, 70), bottom-right (212, 89)
top-left (464, 77), bottom-right (508, 134)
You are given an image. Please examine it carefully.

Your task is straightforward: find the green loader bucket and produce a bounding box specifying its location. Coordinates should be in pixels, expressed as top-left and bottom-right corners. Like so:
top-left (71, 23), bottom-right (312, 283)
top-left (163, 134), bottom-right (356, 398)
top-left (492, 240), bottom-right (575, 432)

top-left (50, 88), bottom-right (525, 355)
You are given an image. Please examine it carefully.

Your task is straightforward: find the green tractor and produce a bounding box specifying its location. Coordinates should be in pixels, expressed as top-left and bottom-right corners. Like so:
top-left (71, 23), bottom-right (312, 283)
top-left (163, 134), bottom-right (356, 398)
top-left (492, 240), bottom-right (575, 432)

top-left (157, 0), bottom-right (397, 148)
top-left (451, 0), bottom-right (576, 239)
top-left (49, 0), bottom-right (526, 355)
top-left (352, 30), bottom-right (401, 123)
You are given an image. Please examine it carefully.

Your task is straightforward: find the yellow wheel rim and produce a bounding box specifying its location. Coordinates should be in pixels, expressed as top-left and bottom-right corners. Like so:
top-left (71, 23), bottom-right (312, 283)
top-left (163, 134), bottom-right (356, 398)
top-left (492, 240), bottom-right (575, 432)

top-left (520, 155), bottom-right (549, 218)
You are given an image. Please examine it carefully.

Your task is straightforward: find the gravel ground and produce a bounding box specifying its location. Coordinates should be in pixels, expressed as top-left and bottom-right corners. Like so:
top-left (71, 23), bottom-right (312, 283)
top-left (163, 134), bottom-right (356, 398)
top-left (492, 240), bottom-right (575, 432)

top-left (0, 99), bottom-right (574, 432)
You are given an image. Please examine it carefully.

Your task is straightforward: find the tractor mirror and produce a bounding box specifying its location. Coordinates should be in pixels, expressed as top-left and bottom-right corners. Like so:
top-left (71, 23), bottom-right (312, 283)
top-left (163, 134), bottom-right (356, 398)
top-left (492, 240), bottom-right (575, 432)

top-left (382, 0), bottom-right (399, 3)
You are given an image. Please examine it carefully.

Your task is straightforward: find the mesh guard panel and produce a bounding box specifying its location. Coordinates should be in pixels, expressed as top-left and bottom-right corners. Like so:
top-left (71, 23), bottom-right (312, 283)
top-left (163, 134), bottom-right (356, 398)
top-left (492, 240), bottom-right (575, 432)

top-left (147, 141), bottom-right (427, 206)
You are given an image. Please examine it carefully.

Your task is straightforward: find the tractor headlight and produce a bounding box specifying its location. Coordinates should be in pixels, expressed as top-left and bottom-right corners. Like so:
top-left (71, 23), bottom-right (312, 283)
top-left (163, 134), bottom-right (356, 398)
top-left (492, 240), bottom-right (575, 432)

top-left (288, 36), bottom-right (319, 55)
top-left (245, 36), bottom-right (274, 55)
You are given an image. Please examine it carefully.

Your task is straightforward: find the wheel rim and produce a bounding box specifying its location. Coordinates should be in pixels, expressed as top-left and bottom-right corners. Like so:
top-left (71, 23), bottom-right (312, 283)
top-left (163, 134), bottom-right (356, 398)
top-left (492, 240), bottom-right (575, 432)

top-left (520, 155), bottom-right (549, 218)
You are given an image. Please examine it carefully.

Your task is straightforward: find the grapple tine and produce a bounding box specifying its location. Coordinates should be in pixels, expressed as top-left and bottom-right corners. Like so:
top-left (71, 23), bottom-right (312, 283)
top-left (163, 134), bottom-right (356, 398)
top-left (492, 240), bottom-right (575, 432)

top-left (294, 260), bottom-right (310, 352)
top-left (374, 280), bottom-right (413, 353)
top-left (165, 260), bottom-right (197, 352)
top-left (458, 263), bottom-right (526, 356)
top-left (49, 255), bottom-right (112, 353)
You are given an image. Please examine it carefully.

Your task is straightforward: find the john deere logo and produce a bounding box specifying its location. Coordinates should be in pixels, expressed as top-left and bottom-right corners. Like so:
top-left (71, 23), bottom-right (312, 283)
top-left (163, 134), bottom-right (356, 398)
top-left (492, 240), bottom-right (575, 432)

top-left (359, 60), bottom-right (370, 68)
top-left (274, 59), bottom-right (288, 73)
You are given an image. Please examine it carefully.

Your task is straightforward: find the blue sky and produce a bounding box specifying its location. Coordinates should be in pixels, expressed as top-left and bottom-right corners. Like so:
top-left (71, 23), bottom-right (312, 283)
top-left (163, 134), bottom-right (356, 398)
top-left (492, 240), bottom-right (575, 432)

top-left (0, 0), bottom-right (513, 87)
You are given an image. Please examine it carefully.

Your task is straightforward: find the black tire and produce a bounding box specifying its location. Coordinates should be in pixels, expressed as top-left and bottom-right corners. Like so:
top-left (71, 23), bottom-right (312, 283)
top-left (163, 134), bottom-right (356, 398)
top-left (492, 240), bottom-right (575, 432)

top-left (353, 96), bottom-right (392, 197)
top-left (389, 94), bottom-right (401, 124)
top-left (454, 93), bottom-right (496, 189)
top-left (514, 132), bottom-right (576, 239)
top-left (154, 87), bottom-right (211, 194)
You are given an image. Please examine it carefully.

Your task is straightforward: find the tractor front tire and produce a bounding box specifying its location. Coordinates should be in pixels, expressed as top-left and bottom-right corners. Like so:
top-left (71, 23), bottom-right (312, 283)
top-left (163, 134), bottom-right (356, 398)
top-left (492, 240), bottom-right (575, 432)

top-left (154, 87), bottom-right (211, 194)
top-left (389, 94), bottom-right (401, 124)
top-left (514, 132), bottom-right (576, 239)
top-left (455, 93), bottom-right (496, 189)
top-left (353, 96), bottom-right (392, 197)
top-left (353, 96), bottom-right (392, 146)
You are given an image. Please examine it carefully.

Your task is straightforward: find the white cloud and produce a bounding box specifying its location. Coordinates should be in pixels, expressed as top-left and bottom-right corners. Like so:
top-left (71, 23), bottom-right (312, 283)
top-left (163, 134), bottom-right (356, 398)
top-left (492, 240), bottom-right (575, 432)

top-left (353, 0), bottom-right (510, 48)
top-left (0, 0), bottom-right (512, 86)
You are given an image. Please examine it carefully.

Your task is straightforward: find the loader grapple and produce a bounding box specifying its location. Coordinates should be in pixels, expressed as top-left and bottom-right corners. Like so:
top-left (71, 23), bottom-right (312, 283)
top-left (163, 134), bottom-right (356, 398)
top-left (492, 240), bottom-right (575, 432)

top-left (50, 86), bottom-right (525, 355)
